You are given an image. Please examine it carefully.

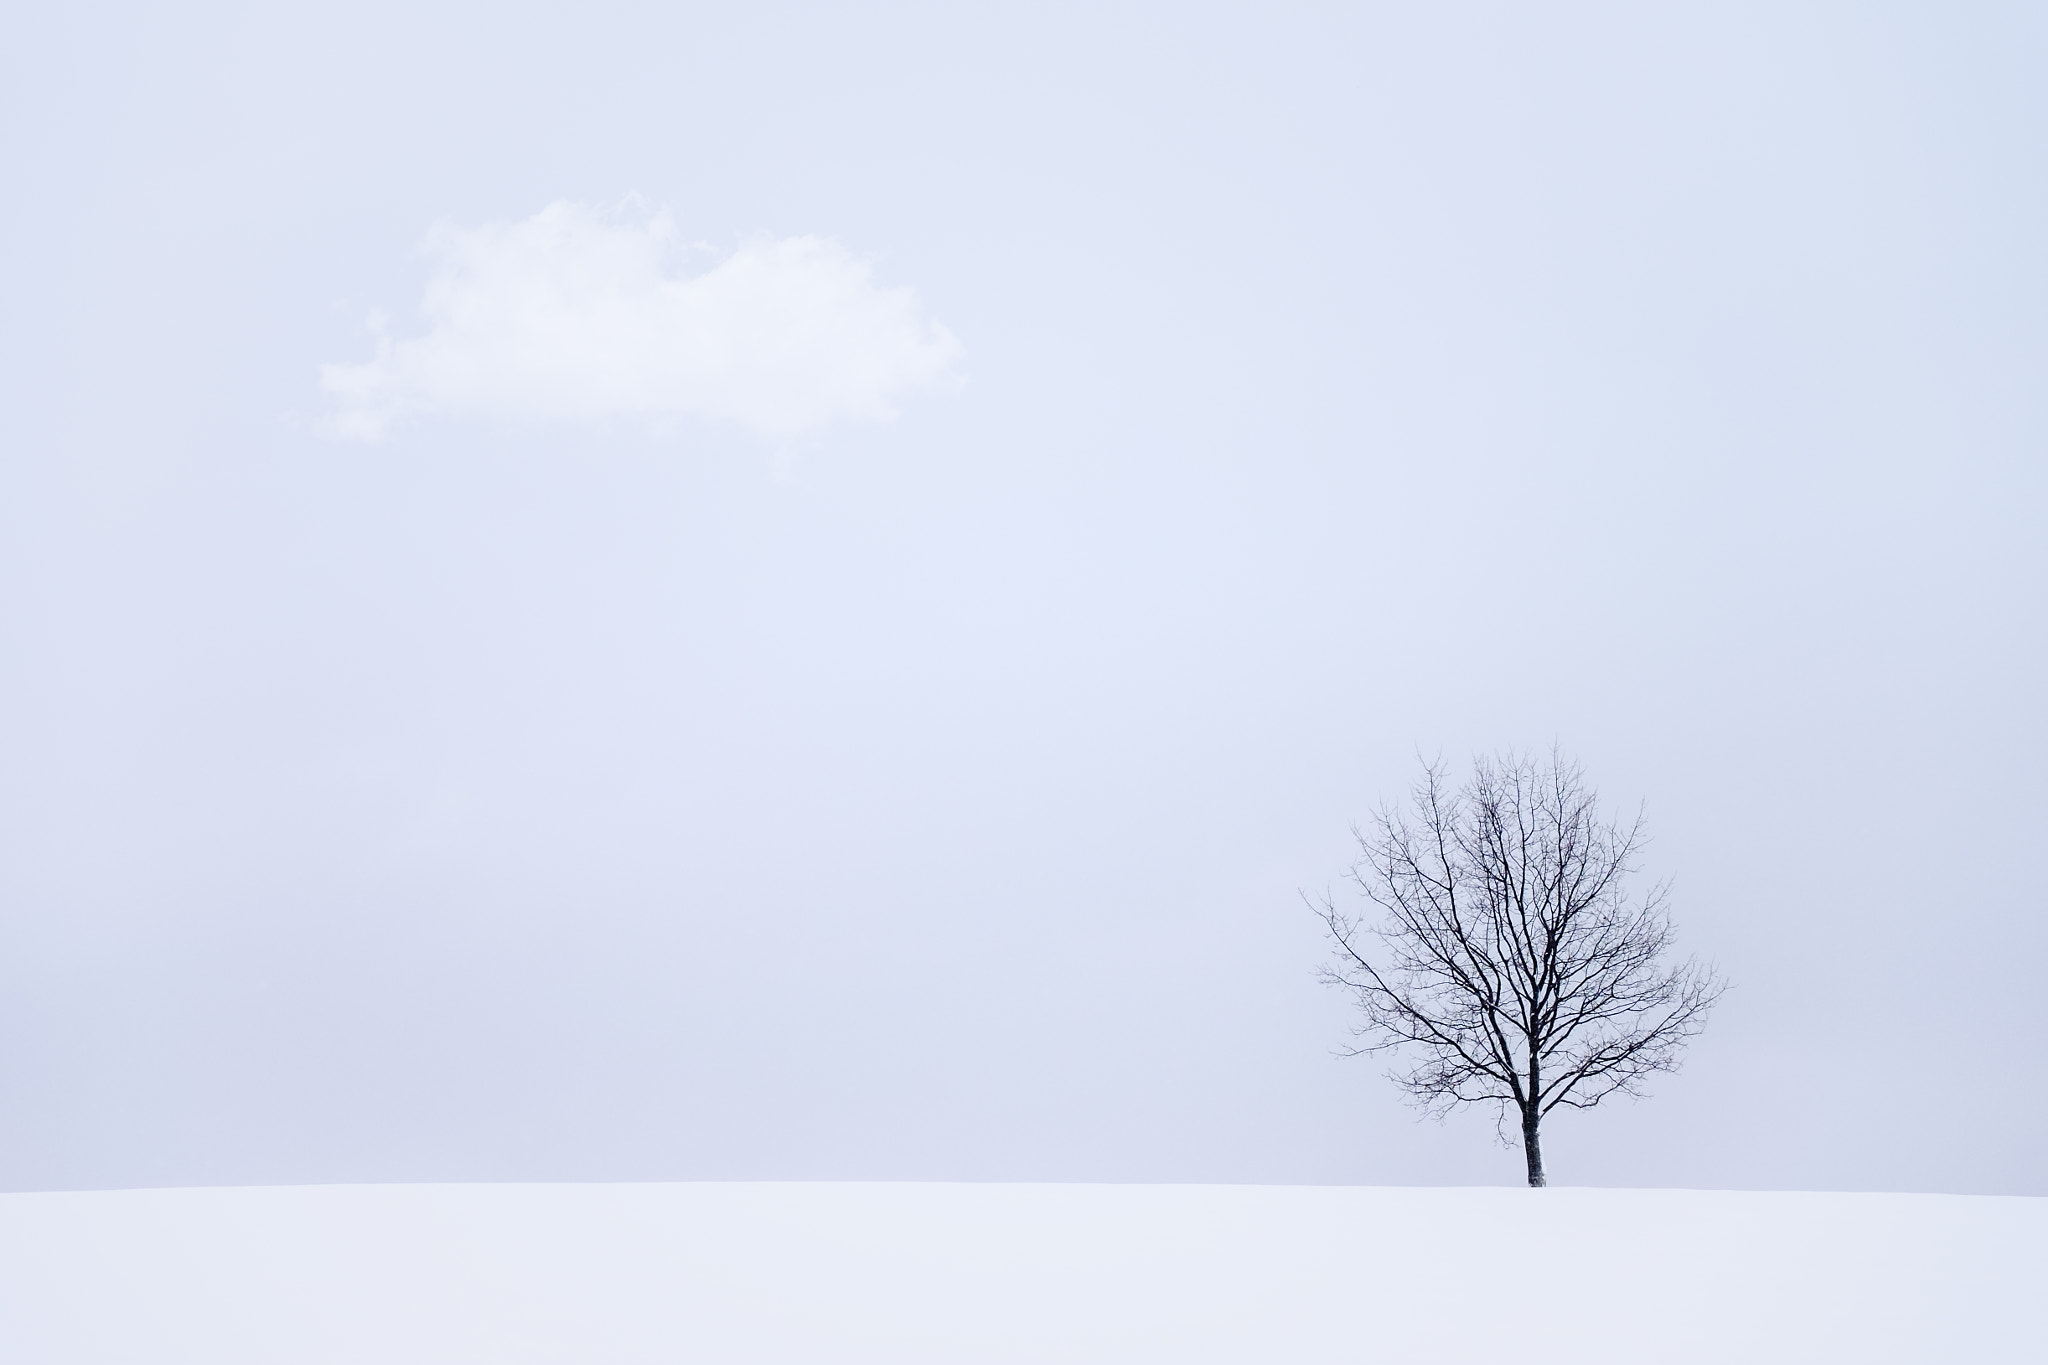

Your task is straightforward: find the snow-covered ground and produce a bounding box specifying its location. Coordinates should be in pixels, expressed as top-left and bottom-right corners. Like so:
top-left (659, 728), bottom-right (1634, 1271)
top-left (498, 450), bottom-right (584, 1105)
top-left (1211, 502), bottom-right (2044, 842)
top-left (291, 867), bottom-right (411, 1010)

top-left (1, 1182), bottom-right (2039, 1363)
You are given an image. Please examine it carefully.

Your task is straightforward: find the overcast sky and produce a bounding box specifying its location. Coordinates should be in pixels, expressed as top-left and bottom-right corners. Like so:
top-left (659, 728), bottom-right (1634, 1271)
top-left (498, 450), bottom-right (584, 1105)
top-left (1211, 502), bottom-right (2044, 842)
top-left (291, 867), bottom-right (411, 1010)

top-left (2, 2), bottom-right (2043, 1195)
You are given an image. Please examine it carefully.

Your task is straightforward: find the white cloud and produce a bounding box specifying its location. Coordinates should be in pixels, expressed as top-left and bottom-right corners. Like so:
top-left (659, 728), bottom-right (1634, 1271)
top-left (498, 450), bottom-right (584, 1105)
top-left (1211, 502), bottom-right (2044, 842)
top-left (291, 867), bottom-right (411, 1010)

top-left (320, 201), bottom-right (962, 441)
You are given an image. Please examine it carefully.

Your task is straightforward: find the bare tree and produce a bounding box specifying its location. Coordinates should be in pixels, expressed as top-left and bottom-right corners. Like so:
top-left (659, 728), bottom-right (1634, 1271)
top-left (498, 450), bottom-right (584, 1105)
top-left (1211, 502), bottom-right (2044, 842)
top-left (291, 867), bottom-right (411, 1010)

top-left (1313, 750), bottom-right (1723, 1186)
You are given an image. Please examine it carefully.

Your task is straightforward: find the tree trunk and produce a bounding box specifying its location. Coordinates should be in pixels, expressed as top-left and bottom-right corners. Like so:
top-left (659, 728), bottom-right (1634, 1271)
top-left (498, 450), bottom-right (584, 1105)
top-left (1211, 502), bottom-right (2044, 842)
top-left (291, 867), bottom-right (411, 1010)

top-left (1521, 1108), bottom-right (1546, 1187)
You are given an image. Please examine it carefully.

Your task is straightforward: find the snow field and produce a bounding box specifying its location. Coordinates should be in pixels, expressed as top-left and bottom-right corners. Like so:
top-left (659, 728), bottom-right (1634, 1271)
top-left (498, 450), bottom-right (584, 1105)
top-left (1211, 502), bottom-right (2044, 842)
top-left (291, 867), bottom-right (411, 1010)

top-left (1, 1182), bottom-right (2039, 1363)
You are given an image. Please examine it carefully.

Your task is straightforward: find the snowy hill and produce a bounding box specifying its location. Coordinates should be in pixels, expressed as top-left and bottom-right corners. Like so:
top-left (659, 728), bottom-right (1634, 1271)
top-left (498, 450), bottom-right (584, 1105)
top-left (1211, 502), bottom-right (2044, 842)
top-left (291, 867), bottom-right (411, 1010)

top-left (2, 1182), bottom-right (2039, 1363)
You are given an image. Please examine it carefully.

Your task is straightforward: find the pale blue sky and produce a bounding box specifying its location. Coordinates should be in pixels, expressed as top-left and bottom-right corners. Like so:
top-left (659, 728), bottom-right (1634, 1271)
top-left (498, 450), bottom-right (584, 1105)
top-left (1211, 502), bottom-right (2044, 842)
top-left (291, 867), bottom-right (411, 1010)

top-left (2, 1), bottom-right (2043, 1193)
